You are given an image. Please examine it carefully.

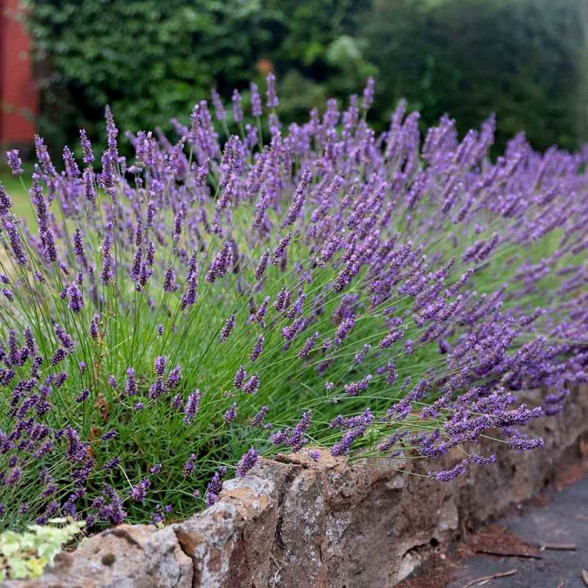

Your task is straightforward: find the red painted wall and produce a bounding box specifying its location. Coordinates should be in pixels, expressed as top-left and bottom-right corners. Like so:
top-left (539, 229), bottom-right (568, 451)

top-left (0, 0), bottom-right (37, 148)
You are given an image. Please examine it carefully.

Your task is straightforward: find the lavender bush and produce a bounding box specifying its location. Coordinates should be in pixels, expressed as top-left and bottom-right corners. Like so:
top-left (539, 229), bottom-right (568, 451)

top-left (0, 78), bottom-right (587, 530)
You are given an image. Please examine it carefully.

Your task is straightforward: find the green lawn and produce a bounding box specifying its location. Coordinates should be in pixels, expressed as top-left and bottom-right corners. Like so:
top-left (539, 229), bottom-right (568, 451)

top-left (0, 167), bottom-right (33, 220)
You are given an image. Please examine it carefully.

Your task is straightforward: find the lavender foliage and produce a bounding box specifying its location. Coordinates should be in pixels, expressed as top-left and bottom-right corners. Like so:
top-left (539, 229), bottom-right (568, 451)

top-left (0, 77), bottom-right (587, 529)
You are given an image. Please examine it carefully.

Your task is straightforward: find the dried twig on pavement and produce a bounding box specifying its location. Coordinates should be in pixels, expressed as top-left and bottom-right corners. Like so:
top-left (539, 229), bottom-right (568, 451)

top-left (464, 569), bottom-right (518, 587)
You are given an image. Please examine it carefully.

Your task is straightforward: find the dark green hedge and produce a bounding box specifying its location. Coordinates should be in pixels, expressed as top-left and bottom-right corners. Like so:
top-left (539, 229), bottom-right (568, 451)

top-left (361, 0), bottom-right (588, 152)
top-left (25, 0), bottom-right (587, 152)
top-left (25, 0), bottom-right (372, 149)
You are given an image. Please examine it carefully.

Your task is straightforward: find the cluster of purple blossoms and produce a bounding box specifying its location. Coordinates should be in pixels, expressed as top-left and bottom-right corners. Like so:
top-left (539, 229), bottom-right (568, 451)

top-left (0, 73), bottom-right (587, 530)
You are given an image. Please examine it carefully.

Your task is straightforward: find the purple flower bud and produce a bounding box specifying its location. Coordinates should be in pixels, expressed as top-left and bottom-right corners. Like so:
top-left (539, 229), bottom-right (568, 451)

top-left (76, 389), bottom-right (90, 403)
top-left (125, 368), bottom-right (137, 396)
top-left (129, 478), bottom-right (150, 503)
top-left (224, 402), bottom-right (238, 422)
top-left (298, 332), bottom-right (319, 360)
top-left (0, 183), bottom-right (13, 215)
top-left (266, 73), bottom-right (278, 108)
top-left (220, 312), bottom-right (236, 343)
top-left (101, 429), bottom-right (117, 442)
top-left (361, 77), bottom-right (375, 110)
top-left (281, 168), bottom-right (312, 228)
top-left (232, 89), bottom-right (243, 123)
top-left (183, 390), bottom-right (201, 424)
top-left (211, 89), bottom-right (225, 121)
top-left (167, 365), bottom-right (182, 389)
top-left (6, 150), bottom-right (23, 175)
top-left (236, 448), bottom-right (259, 477)
top-left (79, 129), bottom-right (94, 164)
top-left (205, 466), bottom-right (227, 506)
top-left (271, 233), bottom-right (292, 265)
top-left (335, 316), bottom-right (355, 346)
top-left (250, 405), bottom-right (268, 427)
top-left (73, 228), bottom-right (85, 258)
top-left (163, 265), bottom-right (179, 292)
top-left (154, 356), bottom-right (167, 377)
top-left (249, 334), bottom-right (264, 362)
top-left (255, 249), bottom-right (270, 281)
top-left (243, 374), bottom-right (260, 395)
top-left (234, 365), bottom-right (246, 389)
top-left (67, 283), bottom-right (84, 313)
top-left (428, 459), bottom-right (469, 482)
top-left (250, 82), bottom-right (263, 117)
top-left (183, 453), bottom-right (197, 478)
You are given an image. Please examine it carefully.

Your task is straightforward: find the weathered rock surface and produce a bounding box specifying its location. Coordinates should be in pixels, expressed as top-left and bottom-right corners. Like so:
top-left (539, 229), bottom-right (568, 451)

top-left (6, 388), bottom-right (588, 587)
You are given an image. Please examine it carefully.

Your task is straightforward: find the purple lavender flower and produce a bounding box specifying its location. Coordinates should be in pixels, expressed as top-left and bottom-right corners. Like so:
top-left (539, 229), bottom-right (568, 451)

top-left (205, 466), bottom-right (227, 506)
top-left (76, 389), bottom-right (90, 403)
top-left (101, 429), bottom-right (118, 442)
top-left (167, 365), bottom-right (182, 389)
top-left (184, 390), bottom-right (201, 424)
top-left (234, 365), bottom-right (247, 389)
top-left (265, 73), bottom-right (279, 109)
top-left (249, 334), bottom-right (265, 362)
top-left (67, 283), bottom-right (84, 313)
top-left (125, 368), bottom-right (137, 396)
top-left (103, 457), bottom-right (121, 470)
top-left (236, 448), bottom-right (259, 477)
top-left (220, 312), bottom-right (236, 343)
top-left (6, 150), bottom-right (23, 175)
top-left (72, 228), bottom-right (85, 258)
top-left (428, 459), bottom-right (469, 482)
top-left (298, 332), bottom-right (319, 360)
top-left (509, 436), bottom-right (544, 452)
top-left (344, 375), bottom-right (373, 397)
top-left (250, 406), bottom-right (269, 427)
top-left (335, 316), bottom-right (355, 346)
top-left (271, 233), bottom-right (292, 265)
top-left (232, 89), bottom-right (243, 123)
top-left (129, 478), bottom-right (150, 503)
top-left (183, 453), bottom-right (197, 478)
top-left (255, 249), bottom-right (270, 280)
top-left (281, 167), bottom-right (312, 228)
top-left (154, 356), bottom-right (167, 377)
top-left (250, 82), bottom-right (262, 117)
top-left (224, 402), bottom-right (238, 422)
top-left (243, 374), bottom-right (260, 395)
top-left (0, 184), bottom-right (12, 215)
top-left (163, 265), bottom-right (179, 292)
top-left (2, 220), bottom-right (27, 264)
top-left (79, 129), bottom-right (94, 164)
top-left (211, 89), bottom-right (226, 121)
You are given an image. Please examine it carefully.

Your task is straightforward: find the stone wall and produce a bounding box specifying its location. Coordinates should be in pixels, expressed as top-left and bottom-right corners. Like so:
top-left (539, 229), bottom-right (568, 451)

top-left (8, 387), bottom-right (588, 588)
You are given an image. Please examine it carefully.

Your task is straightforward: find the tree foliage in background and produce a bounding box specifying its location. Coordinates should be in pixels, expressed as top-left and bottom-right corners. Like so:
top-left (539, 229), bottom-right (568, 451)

top-left (24, 0), bottom-right (371, 150)
top-left (24, 0), bottom-right (587, 152)
top-left (361, 0), bottom-right (588, 151)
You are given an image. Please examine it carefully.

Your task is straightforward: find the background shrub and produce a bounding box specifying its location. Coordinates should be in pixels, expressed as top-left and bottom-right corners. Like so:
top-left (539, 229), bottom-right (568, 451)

top-left (361, 0), bottom-right (588, 152)
top-left (24, 0), bottom-right (588, 153)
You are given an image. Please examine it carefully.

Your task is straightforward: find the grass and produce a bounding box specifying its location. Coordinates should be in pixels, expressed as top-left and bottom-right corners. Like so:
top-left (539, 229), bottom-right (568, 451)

top-left (0, 168), bottom-right (33, 221)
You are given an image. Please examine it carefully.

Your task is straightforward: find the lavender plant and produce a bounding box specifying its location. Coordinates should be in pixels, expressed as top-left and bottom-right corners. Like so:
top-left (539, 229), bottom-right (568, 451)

top-left (0, 78), bottom-right (587, 530)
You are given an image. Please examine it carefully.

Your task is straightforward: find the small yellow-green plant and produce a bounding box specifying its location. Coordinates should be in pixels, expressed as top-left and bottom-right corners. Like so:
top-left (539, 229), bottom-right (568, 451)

top-left (0, 518), bottom-right (85, 581)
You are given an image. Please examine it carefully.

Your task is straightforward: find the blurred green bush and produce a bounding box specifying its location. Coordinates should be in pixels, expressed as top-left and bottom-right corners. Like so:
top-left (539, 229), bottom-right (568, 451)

top-left (361, 0), bottom-right (588, 152)
top-left (24, 0), bottom-right (587, 153)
